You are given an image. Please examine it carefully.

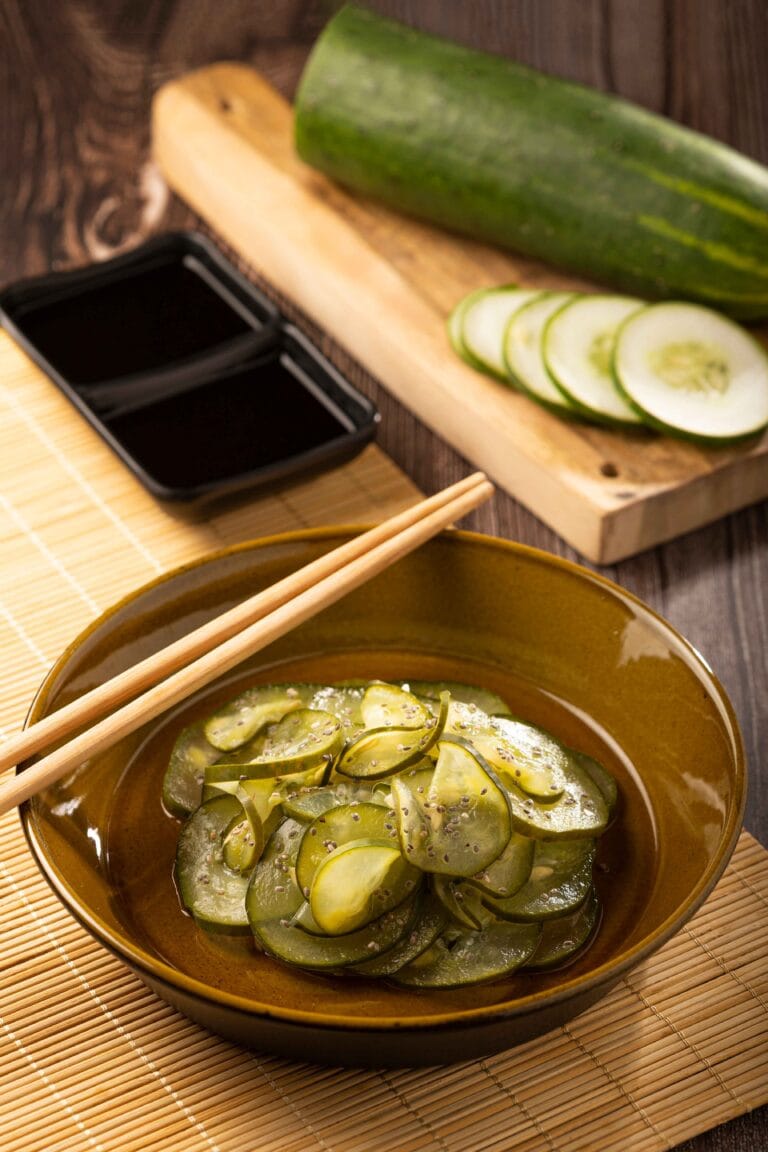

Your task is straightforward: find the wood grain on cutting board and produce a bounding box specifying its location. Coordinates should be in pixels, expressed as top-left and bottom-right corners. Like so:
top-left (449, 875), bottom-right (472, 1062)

top-left (152, 65), bottom-right (768, 563)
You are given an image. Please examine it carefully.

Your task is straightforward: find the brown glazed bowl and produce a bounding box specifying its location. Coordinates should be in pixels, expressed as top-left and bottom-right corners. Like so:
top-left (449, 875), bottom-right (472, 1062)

top-left (20, 529), bottom-right (745, 1067)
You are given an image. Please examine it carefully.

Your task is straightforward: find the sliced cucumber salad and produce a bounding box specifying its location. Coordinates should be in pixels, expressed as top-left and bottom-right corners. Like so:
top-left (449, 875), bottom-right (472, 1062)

top-left (165, 679), bottom-right (616, 988)
top-left (450, 284), bottom-right (768, 443)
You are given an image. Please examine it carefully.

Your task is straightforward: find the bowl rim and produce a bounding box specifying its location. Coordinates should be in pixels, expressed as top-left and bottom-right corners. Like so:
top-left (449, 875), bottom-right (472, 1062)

top-left (20, 526), bottom-right (747, 1033)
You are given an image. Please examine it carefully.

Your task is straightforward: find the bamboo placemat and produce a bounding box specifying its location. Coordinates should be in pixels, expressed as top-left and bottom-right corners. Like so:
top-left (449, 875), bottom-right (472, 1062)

top-left (0, 329), bottom-right (766, 1152)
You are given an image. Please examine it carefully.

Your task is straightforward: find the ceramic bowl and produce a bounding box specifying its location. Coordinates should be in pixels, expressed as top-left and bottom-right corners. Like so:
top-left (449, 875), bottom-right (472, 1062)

top-left (20, 529), bottom-right (745, 1066)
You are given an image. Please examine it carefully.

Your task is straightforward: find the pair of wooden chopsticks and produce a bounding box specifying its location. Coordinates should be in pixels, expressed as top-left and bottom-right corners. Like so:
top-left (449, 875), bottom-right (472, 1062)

top-left (0, 473), bottom-right (493, 816)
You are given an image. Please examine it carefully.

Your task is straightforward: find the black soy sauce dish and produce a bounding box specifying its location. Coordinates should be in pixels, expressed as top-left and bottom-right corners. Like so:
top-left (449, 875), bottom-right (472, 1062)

top-left (0, 232), bottom-right (379, 502)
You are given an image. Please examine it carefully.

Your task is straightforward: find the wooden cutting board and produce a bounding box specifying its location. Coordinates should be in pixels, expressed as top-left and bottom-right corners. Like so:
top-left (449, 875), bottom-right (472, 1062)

top-left (151, 65), bottom-right (768, 564)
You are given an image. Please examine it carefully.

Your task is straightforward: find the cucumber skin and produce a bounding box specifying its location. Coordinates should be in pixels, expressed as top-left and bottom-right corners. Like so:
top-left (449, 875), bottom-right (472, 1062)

top-left (294, 6), bottom-right (768, 321)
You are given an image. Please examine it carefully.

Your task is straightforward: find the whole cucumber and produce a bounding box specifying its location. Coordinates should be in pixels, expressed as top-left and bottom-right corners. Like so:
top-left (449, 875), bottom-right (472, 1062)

top-left (294, 6), bottom-right (768, 321)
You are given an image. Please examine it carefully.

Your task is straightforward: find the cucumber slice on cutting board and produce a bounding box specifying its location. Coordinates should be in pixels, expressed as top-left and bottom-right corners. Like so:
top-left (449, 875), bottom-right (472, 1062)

top-left (613, 302), bottom-right (768, 442)
top-left (447, 288), bottom-right (490, 373)
top-left (503, 291), bottom-right (579, 414)
top-left (543, 294), bottom-right (646, 426)
top-left (459, 286), bottom-right (541, 380)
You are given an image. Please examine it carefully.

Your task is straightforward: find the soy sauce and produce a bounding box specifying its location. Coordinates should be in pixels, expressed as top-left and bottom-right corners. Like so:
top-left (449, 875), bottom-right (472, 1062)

top-left (107, 351), bottom-right (352, 491)
top-left (0, 233), bottom-right (378, 500)
top-left (11, 255), bottom-right (259, 385)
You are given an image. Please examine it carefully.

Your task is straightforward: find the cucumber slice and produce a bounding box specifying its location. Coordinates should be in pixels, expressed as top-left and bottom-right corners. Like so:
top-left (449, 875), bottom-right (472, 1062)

top-left (336, 693), bottom-right (447, 779)
top-left (470, 725), bottom-right (566, 803)
top-left (458, 286), bottom-right (541, 380)
top-left (256, 896), bottom-right (419, 971)
top-left (221, 813), bottom-right (262, 874)
top-left (445, 703), bottom-right (577, 803)
top-left (447, 288), bottom-right (489, 372)
top-left (247, 818), bottom-right (418, 967)
top-left (336, 729), bottom-right (433, 779)
top-left (221, 789), bottom-right (264, 873)
top-left (432, 875), bottom-right (494, 929)
top-left (502, 763), bottom-right (608, 840)
top-left (245, 817), bottom-right (306, 923)
top-left (484, 838), bottom-right (595, 921)
top-left (207, 708), bottom-right (343, 778)
top-left (203, 764), bottom-right (329, 806)
top-left (285, 899), bottom-right (327, 935)
top-left (162, 719), bottom-right (220, 819)
top-left (218, 779), bottom-right (286, 873)
top-left (408, 681), bottom-right (512, 717)
top-left (440, 706), bottom-right (612, 841)
top-left (175, 795), bottom-right (252, 933)
top-left (352, 892), bottom-right (447, 976)
top-left (209, 757), bottom-right (327, 786)
top-left (394, 919), bottom-right (541, 988)
top-left (503, 291), bottom-right (580, 414)
top-left (200, 778), bottom-right (241, 803)
top-left (466, 830), bottom-right (534, 898)
top-left (236, 777), bottom-right (282, 822)
top-left (526, 890), bottom-right (600, 969)
top-left (245, 706), bottom-right (343, 767)
top-left (309, 838), bottom-right (419, 935)
top-left (204, 759), bottom-right (278, 784)
top-left (543, 294), bottom-right (645, 425)
top-left (573, 751), bottom-right (619, 820)
top-left (392, 739), bottom-right (512, 876)
top-left (280, 780), bottom-right (377, 821)
top-left (360, 682), bottom-right (430, 730)
top-left (203, 684), bottom-right (312, 751)
top-left (307, 683), bottom-right (367, 734)
top-left (613, 301), bottom-right (768, 442)
top-left (295, 802), bottom-right (400, 895)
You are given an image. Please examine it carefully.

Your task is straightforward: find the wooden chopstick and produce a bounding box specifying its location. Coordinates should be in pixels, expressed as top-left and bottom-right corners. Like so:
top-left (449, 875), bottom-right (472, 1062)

top-left (0, 473), bottom-right (493, 814)
top-left (0, 471), bottom-right (487, 776)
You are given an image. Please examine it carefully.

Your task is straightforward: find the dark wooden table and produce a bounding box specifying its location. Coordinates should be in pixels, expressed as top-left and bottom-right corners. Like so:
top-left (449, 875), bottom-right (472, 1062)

top-left (2, 2), bottom-right (766, 1148)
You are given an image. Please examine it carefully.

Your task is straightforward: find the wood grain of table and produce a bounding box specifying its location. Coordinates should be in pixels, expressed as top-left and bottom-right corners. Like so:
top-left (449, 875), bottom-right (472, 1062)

top-left (1, 2), bottom-right (766, 1149)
